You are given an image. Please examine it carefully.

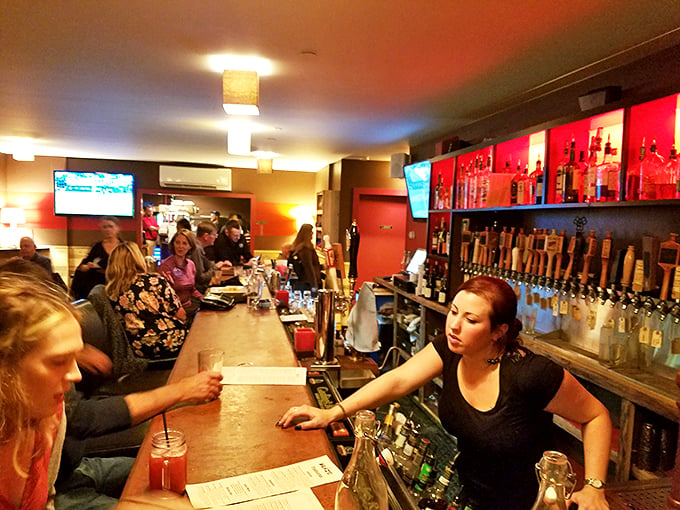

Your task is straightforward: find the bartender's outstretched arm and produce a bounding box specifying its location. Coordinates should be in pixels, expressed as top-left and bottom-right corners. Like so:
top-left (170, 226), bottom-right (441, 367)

top-left (276, 343), bottom-right (443, 429)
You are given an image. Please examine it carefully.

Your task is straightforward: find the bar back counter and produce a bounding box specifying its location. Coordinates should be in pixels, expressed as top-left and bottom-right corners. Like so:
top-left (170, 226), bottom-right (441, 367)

top-left (117, 303), bottom-right (338, 509)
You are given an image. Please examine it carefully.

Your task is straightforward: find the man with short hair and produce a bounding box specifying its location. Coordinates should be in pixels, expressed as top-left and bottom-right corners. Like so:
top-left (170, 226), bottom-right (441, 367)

top-left (141, 203), bottom-right (159, 256)
top-left (214, 220), bottom-right (256, 266)
top-left (191, 221), bottom-right (226, 293)
top-left (19, 236), bottom-right (53, 274)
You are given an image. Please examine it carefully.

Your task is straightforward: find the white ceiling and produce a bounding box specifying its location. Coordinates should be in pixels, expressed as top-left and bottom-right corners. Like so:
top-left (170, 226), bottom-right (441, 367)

top-left (1, 1), bottom-right (679, 172)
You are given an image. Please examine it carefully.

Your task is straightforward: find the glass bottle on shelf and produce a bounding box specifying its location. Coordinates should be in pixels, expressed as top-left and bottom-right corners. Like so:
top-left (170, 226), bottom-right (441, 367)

top-left (335, 410), bottom-right (388, 510)
top-left (626, 138), bottom-right (646, 201)
top-left (469, 158), bottom-right (479, 209)
top-left (584, 130), bottom-right (602, 203)
top-left (532, 156), bottom-right (544, 205)
top-left (597, 135), bottom-right (619, 201)
top-left (479, 156), bottom-right (491, 208)
top-left (640, 138), bottom-right (663, 200)
top-left (668, 145), bottom-right (680, 199)
top-left (434, 173), bottom-right (443, 210)
top-left (554, 141), bottom-right (569, 204)
top-left (563, 139), bottom-right (582, 203)
top-left (520, 163), bottom-right (531, 205)
top-left (655, 142), bottom-right (674, 199)
top-left (510, 160), bottom-right (521, 205)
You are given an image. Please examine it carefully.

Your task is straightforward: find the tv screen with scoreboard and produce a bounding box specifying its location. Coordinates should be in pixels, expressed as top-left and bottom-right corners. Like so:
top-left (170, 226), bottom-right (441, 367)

top-left (54, 170), bottom-right (135, 217)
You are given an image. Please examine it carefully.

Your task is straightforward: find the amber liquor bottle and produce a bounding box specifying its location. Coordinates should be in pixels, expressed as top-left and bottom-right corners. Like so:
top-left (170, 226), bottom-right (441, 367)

top-left (563, 139), bottom-right (582, 203)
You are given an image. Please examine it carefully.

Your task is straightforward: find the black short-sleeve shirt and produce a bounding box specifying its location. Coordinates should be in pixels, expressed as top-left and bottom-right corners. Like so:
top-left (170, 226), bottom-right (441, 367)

top-left (432, 335), bottom-right (564, 509)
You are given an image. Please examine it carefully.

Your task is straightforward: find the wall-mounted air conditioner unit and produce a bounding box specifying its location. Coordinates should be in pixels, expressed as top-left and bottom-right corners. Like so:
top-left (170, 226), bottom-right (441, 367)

top-left (159, 165), bottom-right (232, 191)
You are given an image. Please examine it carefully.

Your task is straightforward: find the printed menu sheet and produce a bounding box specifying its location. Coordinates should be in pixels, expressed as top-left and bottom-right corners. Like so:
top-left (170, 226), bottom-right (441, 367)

top-left (220, 366), bottom-right (307, 385)
top-left (186, 455), bottom-right (342, 508)
top-left (210, 488), bottom-right (325, 510)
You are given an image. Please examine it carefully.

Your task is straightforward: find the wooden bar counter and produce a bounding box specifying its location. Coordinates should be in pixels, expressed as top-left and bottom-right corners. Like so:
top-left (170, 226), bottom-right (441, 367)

top-left (117, 303), bottom-right (339, 509)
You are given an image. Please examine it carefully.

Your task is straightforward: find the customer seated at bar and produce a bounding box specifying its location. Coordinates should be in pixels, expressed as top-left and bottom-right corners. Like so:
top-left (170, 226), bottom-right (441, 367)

top-left (278, 275), bottom-right (611, 510)
top-left (214, 219), bottom-right (257, 267)
top-left (71, 216), bottom-right (123, 299)
top-left (19, 235), bottom-right (53, 273)
top-left (0, 273), bottom-right (83, 510)
top-left (191, 221), bottom-right (226, 294)
top-left (288, 223), bottom-right (322, 291)
top-left (160, 229), bottom-right (203, 320)
top-left (107, 242), bottom-right (187, 359)
top-left (0, 258), bottom-right (113, 381)
top-left (57, 361), bottom-right (222, 508)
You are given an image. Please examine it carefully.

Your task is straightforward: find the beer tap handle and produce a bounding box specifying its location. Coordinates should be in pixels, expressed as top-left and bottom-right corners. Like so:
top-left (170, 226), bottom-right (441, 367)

top-left (599, 231), bottom-right (612, 289)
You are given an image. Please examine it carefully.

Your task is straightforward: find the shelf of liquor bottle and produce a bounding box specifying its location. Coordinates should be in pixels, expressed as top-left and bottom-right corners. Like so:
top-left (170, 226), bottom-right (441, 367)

top-left (428, 208), bottom-right (453, 214)
top-left (522, 334), bottom-right (677, 422)
top-left (376, 277), bottom-right (450, 315)
top-left (451, 197), bottom-right (680, 214)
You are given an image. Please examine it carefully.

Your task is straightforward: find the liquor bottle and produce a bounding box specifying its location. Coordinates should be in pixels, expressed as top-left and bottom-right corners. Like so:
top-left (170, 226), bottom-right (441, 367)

top-left (456, 164), bottom-right (465, 209)
top-left (377, 403), bottom-right (398, 443)
top-left (510, 161), bottom-right (521, 205)
top-left (640, 138), bottom-right (663, 200)
top-left (431, 223), bottom-right (439, 254)
top-left (434, 173), bottom-right (443, 210)
top-left (563, 139), bottom-right (582, 203)
top-left (669, 146), bottom-right (680, 199)
top-left (438, 219), bottom-right (447, 255)
top-left (335, 410), bottom-right (388, 510)
top-left (554, 141), bottom-right (569, 203)
top-left (532, 156), bottom-right (544, 205)
top-left (626, 138), bottom-right (646, 201)
top-left (422, 265), bottom-right (433, 299)
top-left (656, 142), bottom-right (674, 199)
top-left (417, 461), bottom-right (454, 509)
top-left (584, 131), bottom-right (601, 203)
top-left (438, 267), bottom-right (448, 304)
top-left (393, 420), bottom-right (412, 456)
top-left (520, 163), bottom-right (531, 204)
top-left (479, 156), bottom-right (491, 208)
top-left (596, 135), bottom-right (619, 201)
top-left (428, 267), bottom-right (438, 301)
top-left (469, 158), bottom-right (479, 209)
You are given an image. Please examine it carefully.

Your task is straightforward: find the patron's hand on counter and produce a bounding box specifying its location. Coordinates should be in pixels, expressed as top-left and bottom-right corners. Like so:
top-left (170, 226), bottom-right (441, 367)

top-left (276, 403), bottom-right (344, 430)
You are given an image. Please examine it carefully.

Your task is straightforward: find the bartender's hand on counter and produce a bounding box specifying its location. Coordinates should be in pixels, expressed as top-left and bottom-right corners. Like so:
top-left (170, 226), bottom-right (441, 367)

top-left (176, 371), bottom-right (223, 403)
top-left (567, 485), bottom-right (609, 510)
top-left (276, 404), bottom-right (342, 430)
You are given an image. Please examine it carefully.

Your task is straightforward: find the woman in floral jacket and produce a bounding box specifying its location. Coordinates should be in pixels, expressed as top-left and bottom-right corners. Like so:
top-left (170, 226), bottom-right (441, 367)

top-left (106, 242), bottom-right (186, 359)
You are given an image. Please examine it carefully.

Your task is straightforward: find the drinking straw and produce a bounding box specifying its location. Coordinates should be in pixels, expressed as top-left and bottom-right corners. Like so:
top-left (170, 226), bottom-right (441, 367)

top-left (162, 411), bottom-right (170, 443)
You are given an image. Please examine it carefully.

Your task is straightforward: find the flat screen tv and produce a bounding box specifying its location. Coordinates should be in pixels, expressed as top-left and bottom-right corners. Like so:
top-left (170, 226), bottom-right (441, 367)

top-left (54, 170), bottom-right (135, 217)
top-left (403, 160), bottom-right (431, 219)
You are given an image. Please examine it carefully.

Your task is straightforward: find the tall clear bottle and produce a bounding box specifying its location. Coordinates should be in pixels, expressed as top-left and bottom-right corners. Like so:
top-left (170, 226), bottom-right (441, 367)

top-left (640, 138), bottom-right (664, 200)
top-left (335, 410), bottom-right (388, 510)
top-left (529, 451), bottom-right (575, 510)
top-left (596, 136), bottom-right (619, 201)
top-left (626, 138), bottom-right (646, 201)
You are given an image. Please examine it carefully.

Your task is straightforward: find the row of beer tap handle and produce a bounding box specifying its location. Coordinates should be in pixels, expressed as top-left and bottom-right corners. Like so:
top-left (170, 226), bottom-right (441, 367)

top-left (459, 223), bottom-right (680, 315)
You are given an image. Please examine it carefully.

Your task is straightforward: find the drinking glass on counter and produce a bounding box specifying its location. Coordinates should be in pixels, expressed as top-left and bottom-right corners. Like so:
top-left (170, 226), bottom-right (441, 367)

top-left (198, 349), bottom-right (223, 373)
top-left (149, 429), bottom-right (187, 494)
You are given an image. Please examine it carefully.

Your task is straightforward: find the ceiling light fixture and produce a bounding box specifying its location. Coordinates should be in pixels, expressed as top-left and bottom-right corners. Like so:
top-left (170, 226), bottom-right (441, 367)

top-left (256, 158), bottom-right (273, 174)
top-left (223, 70), bottom-right (259, 116)
top-left (227, 128), bottom-right (251, 156)
top-left (11, 138), bottom-right (36, 161)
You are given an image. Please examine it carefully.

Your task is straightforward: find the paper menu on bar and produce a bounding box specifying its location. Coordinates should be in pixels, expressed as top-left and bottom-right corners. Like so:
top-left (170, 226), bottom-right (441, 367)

top-left (209, 488), bottom-right (325, 510)
top-left (186, 455), bottom-right (342, 508)
top-left (221, 366), bottom-right (307, 385)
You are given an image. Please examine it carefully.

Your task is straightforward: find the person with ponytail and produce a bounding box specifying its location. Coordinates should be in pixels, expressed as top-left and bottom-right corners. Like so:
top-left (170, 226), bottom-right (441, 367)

top-left (278, 275), bottom-right (611, 510)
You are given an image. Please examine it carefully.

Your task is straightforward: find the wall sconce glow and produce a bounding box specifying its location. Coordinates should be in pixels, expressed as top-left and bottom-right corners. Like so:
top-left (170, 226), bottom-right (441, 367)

top-left (223, 70), bottom-right (259, 116)
top-left (0, 207), bottom-right (27, 248)
top-left (11, 138), bottom-right (36, 161)
top-left (227, 128), bottom-right (251, 156)
top-left (209, 55), bottom-right (273, 76)
top-left (288, 205), bottom-right (315, 231)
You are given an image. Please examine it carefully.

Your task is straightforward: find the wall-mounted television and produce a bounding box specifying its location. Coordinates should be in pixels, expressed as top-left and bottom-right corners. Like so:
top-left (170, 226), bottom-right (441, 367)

top-left (54, 171), bottom-right (135, 217)
top-left (403, 160), bottom-right (431, 219)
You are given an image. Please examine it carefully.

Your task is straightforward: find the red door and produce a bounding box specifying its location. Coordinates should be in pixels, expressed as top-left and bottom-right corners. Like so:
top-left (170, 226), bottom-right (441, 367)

top-left (354, 190), bottom-right (407, 288)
